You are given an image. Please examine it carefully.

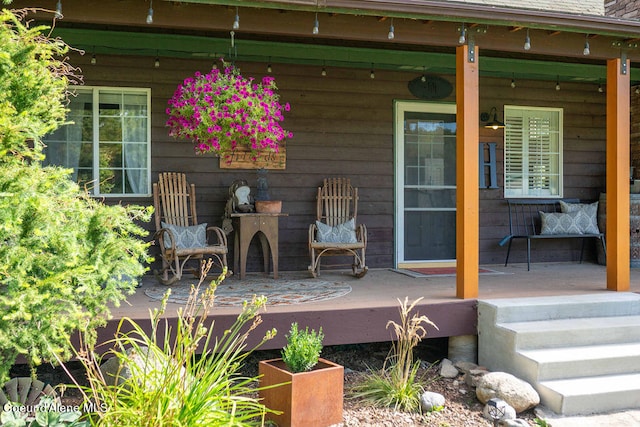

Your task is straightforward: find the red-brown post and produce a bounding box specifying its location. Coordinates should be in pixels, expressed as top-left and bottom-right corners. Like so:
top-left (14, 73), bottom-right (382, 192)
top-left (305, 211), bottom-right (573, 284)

top-left (456, 44), bottom-right (479, 299)
top-left (606, 57), bottom-right (631, 291)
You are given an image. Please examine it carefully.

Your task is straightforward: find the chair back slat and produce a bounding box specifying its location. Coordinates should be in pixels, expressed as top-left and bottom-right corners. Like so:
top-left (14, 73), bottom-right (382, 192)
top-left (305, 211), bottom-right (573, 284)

top-left (154, 172), bottom-right (197, 228)
top-left (317, 178), bottom-right (358, 226)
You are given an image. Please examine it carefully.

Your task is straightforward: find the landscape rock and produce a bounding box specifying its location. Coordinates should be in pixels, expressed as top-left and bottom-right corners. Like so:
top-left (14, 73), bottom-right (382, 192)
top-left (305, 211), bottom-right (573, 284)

top-left (482, 398), bottom-right (516, 422)
top-left (499, 419), bottom-right (531, 426)
top-left (476, 372), bottom-right (540, 413)
top-left (439, 358), bottom-right (460, 378)
top-left (464, 367), bottom-right (490, 387)
top-left (420, 391), bottom-right (446, 412)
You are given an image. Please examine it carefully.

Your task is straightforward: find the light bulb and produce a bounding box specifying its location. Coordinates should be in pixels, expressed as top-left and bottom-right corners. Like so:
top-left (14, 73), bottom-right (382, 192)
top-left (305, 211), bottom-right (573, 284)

top-left (388, 20), bottom-right (395, 40)
top-left (636, 86), bottom-right (640, 94)
top-left (524, 29), bottom-right (531, 51)
top-left (370, 69), bottom-right (375, 79)
top-left (321, 67), bottom-right (327, 77)
top-left (511, 78), bottom-right (516, 88)
top-left (91, 54), bottom-right (96, 65)
top-left (154, 57), bottom-right (160, 68)
top-left (267, 64), bottom-right (272, 73)
top-left (233, 8), bottom-right (239, 30)
top-left (421, 75), bottom-right (426, 82)
top-left (312, 13), bottom-right (319, 35)
top-left (146, 7), bottom-right (153, 24)
top-left (458, 26), bottom-right (466, 44)
top-left (55, 0), bottom-right (63, 19)
top-left (555, 82), bottom-right (560, 91)
top-left (583, 40), bottom-right (590, 56)
top-left (598, 84), bottom-right (603, 93)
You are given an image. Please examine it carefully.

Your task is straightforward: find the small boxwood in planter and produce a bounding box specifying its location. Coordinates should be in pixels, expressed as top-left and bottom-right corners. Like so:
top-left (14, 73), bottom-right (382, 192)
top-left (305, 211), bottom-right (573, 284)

top-left (281, 322), bottom-right (324, 373)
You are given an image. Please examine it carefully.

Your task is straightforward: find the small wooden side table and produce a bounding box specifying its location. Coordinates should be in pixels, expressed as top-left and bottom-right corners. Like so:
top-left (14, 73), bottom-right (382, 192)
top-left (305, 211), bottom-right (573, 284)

top-left (230, 213), bottom-right (287, 280)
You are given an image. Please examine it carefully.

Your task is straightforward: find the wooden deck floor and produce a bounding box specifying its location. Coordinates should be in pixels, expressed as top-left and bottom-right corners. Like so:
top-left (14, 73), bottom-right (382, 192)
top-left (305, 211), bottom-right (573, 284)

top-left (103, 262), bottom-right (640, 351)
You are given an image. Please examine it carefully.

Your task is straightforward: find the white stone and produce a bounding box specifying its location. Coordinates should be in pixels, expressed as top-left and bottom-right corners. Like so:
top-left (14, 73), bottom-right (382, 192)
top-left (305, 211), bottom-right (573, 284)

top-left (476, 372), bottom-right (540, 413)
top-left (420, 391), bottom-right (445, 412)
top-left (439, 358), bottom-right (460, 378)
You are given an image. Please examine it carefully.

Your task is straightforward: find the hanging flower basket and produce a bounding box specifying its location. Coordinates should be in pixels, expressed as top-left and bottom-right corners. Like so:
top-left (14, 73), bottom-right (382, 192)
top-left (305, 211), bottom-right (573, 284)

top-left (166, 60), bottom-right (292, 162)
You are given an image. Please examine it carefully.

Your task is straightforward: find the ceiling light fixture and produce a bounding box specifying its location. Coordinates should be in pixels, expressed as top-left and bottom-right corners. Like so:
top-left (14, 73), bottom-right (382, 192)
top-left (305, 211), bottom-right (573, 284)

top-left (524, 28), bottom-right (531, 51)
top-left (458, 24), bottom-right (466, 44)
top-left (232, 7), bottom-right (240, 30)
top-left (583, 34), bottom-right (591, 56)
top-left (312, 12), bottom-right (319, 35)
top-left (388, 18), bottom-right (395, 40)
top-left (146, 0), bottom-right (153, 24)
top-left (55, 0), bottom-right (63, 19)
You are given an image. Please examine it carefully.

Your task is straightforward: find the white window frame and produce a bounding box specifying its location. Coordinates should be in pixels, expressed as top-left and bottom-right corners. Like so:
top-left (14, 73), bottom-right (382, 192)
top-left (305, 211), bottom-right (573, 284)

top-left (44, 86), bottom-right (152, 197)
top-left (503, 105), bottom-right (563, 198)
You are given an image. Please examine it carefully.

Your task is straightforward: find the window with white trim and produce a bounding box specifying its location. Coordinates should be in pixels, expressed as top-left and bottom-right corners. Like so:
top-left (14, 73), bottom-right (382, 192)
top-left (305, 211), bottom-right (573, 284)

top-left (43, 86), bottom-right (151, 197)
top-left (504, 105), bottom-right (563, 198)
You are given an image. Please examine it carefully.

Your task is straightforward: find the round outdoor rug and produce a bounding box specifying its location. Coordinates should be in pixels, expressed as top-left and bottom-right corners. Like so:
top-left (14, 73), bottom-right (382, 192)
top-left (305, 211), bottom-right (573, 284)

top-left (144, 276), bottom-right (352, 306)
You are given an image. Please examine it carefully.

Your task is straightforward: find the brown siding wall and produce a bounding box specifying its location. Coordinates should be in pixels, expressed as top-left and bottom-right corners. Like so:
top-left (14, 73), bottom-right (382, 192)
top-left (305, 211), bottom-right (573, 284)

top-left (605, 0), bottom-right (640, 19)
top-left (72, 52), bottom-right (607, 271)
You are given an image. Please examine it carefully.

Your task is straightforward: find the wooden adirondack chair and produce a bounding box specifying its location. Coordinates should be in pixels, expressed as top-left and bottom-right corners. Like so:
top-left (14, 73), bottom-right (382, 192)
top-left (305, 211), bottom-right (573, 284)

top-left (153, 172), bottom-right (228, 285)
top-left (308, 177), bottom-right (368, 278)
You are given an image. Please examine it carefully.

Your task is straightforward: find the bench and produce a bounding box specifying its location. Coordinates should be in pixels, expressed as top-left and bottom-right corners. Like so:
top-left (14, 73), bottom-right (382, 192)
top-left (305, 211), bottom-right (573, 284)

top-left (499, 198), bottom-right (607, 271)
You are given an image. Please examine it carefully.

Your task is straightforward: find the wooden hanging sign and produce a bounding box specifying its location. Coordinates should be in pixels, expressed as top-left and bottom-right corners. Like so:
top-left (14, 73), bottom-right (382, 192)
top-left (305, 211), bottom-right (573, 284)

top-left (219, 144), bottom-right (286, 170)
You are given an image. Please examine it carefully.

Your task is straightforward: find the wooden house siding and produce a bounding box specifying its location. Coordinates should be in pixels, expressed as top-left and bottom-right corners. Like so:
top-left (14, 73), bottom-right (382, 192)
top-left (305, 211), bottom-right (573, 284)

top-left (71, 51), bottom-right (607, 272)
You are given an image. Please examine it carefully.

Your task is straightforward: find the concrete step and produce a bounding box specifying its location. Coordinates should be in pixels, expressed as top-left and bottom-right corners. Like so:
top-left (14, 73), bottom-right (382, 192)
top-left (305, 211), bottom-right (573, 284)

top-left (538, 373), bottom-right (640, 415)
top-left (480, 293), bottom-right (640, 324)
top-left (499, 315), bottom-right (640, 350)
top-left (517, 342), bottom-right (640, 382)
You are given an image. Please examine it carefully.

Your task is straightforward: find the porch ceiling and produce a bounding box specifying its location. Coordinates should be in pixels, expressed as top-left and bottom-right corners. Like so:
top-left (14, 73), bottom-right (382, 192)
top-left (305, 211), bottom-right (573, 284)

top-left (53, 27), bottom-right (637, 84)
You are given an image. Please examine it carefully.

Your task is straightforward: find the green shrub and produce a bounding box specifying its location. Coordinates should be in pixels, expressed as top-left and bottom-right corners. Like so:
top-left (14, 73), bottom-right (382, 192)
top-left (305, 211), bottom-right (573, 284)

top-left (70, 261), bottom-right (277, 426)
top-left (0, 8), bottom-right (152, 383)
top-left (350, 297), bottom-right (438, 412)
top-left (281, 322), bottom-right (324, 373)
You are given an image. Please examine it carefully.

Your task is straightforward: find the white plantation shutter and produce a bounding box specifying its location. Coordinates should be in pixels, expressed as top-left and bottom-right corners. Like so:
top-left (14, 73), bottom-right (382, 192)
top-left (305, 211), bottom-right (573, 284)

top-left (504, 106), bottom-right (562, 197)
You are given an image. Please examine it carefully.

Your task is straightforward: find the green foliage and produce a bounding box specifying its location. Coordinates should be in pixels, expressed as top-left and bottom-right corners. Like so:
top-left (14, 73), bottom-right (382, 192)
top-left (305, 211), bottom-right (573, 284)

top-left (350, 297), bottom-right (439, 413)
top-left (0, 161), bottom-right (152, 382)
top-left (0, 395), bottom-right (88, 426)
top-left (281, 322), bottom-right (324, 373)
top-left (72, 262), bottom-right (277, 426)
top-left (0, 8), bottom-right (76, 163)
top-left (534, 418), bottom-right (550, 427)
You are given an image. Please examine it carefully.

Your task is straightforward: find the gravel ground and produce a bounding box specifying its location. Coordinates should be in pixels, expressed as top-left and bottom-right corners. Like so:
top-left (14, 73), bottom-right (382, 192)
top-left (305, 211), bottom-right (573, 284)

top-left (10, 339), bottom-right (539, 426)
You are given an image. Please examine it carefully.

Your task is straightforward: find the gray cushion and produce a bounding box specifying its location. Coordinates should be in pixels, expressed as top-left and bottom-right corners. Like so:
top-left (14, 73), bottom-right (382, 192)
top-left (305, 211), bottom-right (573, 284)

top-left (559, 201), bottom-right (600, 234)
top-left (539, 211), bottom-right (583, 235)
top-left (316, 218), bottom-right (358, 243)
top-left (161, 222), bottom-right (207, 249)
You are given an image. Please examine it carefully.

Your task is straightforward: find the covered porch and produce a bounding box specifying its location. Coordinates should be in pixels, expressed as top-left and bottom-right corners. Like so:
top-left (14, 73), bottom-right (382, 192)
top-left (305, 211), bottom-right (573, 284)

top-left (103, 262), bottom-right (640, 351)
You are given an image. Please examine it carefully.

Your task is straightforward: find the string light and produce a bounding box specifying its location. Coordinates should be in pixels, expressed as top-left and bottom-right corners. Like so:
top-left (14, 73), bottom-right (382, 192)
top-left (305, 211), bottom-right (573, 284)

top-left (370, 63), bottom-right (375, 79)
top-left (321, 66), bottom-right (327, 76)
top-left (598, 82), bottom-right (603, 93)
top-left (55, 0), bottom-right (63, 19)
top-left (91, 53), bottom-right (96, 66)
top-left (458, 24), bottom-right (466, 44)
top-left (524, 28), bottom-right (531, 51)
top-left (146, 0), bottom-right (153, 24)
top-left (511, 73), bottom-right (516, 88)
top-left (154, 53), bottom-right (160, 68)
top-left (388, 18), bottom-right (395, 40)
top-left (555, 76), bottom-right (561, 91)
top-left (421, 66), bottom-right (427, 82)
top-left (635, 86), bottom-right (640, 95)
top-left (267, 58), bottom-right (272, 73)
top-left (312, 12), bottom-right (319, 35)
top-left (583, 34), bottom-right (591, 56)
top-left (233, 7), bottom-right (240, 30)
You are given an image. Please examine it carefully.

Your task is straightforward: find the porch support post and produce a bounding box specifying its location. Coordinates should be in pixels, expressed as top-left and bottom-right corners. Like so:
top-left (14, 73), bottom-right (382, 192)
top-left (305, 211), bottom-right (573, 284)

top-left (455, 44), bottom-right (479, 299)
top-left (606, 57), bottom-right (630, 291)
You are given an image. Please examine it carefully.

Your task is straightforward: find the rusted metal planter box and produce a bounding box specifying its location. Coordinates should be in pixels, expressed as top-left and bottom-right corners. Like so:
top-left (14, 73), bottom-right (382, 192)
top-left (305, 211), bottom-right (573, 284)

top-left (258, 357), bottom-right (344, 427)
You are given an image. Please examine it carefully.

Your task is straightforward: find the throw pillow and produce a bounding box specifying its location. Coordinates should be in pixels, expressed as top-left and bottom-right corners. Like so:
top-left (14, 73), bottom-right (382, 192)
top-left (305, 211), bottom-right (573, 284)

top-left (316, 218), bottom-right (358, 243)
top-left (559, 201), bottom-right (600, 234)
top-left (539, 211), bottom-right (583, 235)
top-left (161, 222), bottom-right (208, 249)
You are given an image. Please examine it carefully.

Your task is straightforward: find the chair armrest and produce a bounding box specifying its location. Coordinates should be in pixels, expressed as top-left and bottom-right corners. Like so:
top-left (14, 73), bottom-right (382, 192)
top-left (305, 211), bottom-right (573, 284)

top-left (154, 228), bottom-right (176, 251)
top-left (498, 235), bottom-right (513, 247)
top-left (356, 223), bottom-right (367, 245)
top-left (308, 223), bottom-right (318, 244)
top-left (206, 226), bottom-right (228, 247)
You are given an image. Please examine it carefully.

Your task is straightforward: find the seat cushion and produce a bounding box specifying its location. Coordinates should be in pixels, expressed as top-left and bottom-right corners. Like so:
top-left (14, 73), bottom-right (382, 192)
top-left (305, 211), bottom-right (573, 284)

top-left (559, 201), bottom-right (600, 234)
top-left (161, 222), bottom-right (207, 249)
top-left (315, 218), bottom-right (358, 243)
